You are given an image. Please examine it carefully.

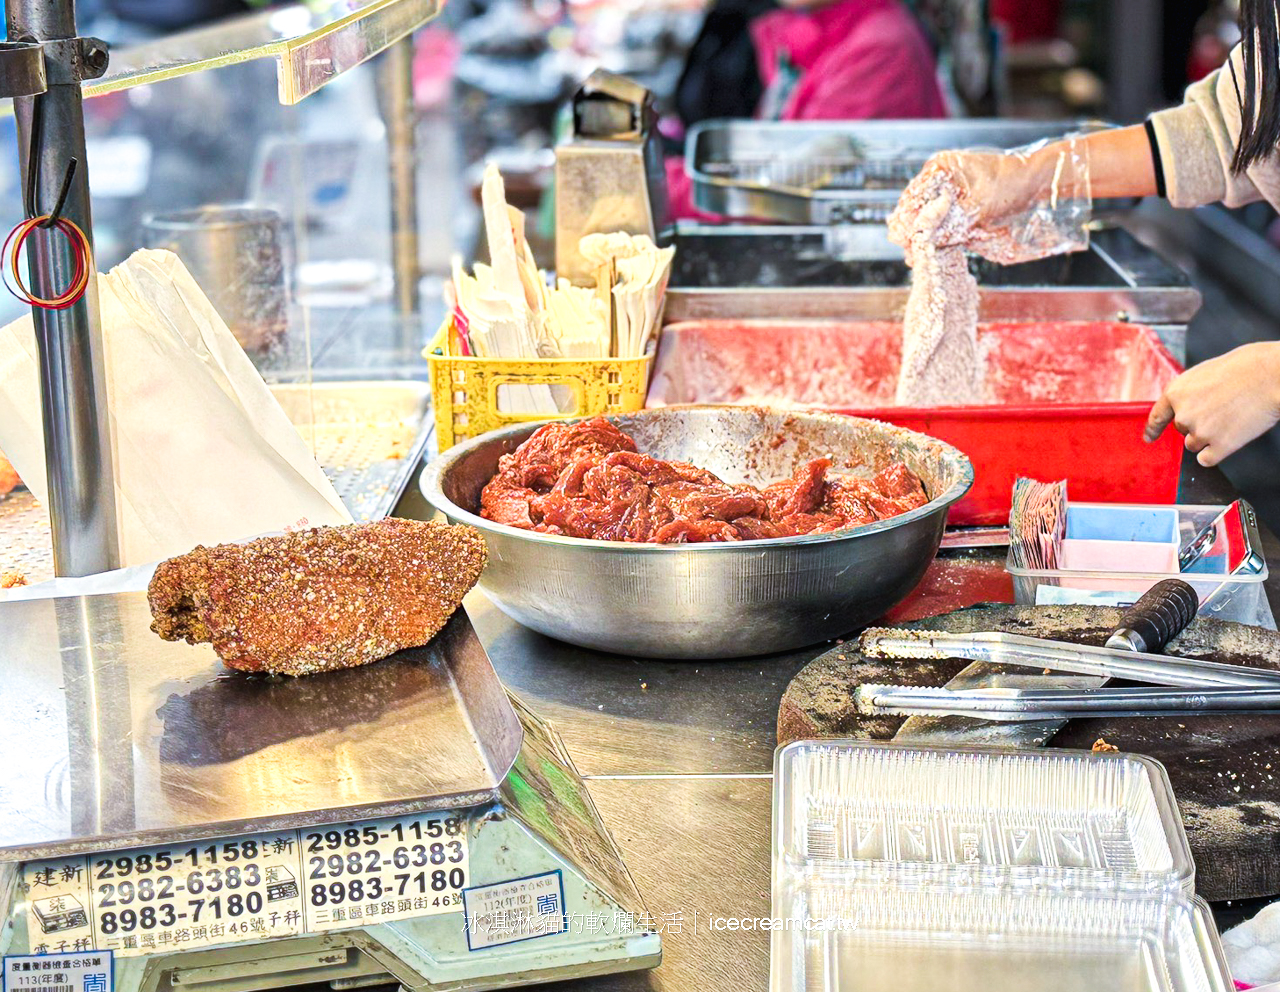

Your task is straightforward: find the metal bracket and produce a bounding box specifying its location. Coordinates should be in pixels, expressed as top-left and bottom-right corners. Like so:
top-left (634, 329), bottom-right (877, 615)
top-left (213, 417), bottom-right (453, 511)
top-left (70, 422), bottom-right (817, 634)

top-left (40, 37), bottom-right (110, 84)
top-left (0, 36), bottom-right (107, 96)
top-left (572, 68), bottom-right (654, 140)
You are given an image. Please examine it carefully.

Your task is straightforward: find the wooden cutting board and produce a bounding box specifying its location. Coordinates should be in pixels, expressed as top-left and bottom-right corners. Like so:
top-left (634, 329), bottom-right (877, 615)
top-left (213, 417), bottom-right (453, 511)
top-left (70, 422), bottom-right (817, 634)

top-left (777, 603), bottom-right (1280, 902)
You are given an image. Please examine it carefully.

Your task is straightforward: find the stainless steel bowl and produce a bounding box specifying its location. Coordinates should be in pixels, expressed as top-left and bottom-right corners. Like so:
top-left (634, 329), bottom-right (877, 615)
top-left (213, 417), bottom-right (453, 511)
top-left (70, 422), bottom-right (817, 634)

top-left (420, 407), bottom-right (973, 659)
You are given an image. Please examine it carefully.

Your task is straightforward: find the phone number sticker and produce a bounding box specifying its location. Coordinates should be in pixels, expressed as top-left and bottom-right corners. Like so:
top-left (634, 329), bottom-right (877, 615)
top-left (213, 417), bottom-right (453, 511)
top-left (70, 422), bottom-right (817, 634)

top-left (22, 834), bottom-right (304, 958)
top-left (21, 813), bottom-right (468, 958)
top-left (301, 813), bottom-right (468, 931)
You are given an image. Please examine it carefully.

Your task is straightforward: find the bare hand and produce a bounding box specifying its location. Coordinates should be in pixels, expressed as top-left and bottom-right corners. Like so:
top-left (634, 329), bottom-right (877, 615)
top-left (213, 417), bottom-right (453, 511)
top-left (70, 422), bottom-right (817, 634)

top-left (1144, 342), bottom-right (1280, 467)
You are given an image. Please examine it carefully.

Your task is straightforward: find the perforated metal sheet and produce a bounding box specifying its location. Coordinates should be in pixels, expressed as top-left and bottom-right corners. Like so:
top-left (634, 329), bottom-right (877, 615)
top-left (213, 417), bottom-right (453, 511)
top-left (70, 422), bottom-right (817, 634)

top-left (699, 155), bottom-right (923, 199)
top-left (0, 491), bottom-right (54, 586)
top-left (277, 381), bottom-right (432, 523)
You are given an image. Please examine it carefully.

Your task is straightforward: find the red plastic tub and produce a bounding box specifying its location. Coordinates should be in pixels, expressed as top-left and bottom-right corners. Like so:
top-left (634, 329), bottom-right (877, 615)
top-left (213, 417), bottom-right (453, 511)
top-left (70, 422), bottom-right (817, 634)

top-left (646, 319), bottom-right (1185, 526)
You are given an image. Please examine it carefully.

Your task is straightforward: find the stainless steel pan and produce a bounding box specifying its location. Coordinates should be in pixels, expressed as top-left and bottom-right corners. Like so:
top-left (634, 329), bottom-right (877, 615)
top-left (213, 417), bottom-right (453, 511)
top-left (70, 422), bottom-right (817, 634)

top-left (420, 407), bottom-right (972, 659)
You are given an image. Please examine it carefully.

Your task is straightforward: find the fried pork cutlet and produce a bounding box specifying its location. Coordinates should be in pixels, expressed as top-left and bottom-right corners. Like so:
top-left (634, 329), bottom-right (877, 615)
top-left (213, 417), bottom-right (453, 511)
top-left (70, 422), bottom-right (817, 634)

top-left (147, 519), bottom-right (488, 676)
top-left (0, 452), bottom-right (20, 497)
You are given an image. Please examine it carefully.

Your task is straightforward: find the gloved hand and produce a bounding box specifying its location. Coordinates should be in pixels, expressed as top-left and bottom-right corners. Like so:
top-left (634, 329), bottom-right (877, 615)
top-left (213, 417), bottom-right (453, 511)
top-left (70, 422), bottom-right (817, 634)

top-left (1144, 342), bottom-right (1280, 467)
top-left (890, 139), bottom-right (1091, 265)
top-left (911, 150), bottom-right (1044, 228)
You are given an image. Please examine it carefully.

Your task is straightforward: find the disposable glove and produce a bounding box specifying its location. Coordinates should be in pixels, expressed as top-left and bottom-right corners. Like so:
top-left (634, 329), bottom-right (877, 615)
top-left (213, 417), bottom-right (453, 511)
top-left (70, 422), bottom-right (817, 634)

top-left (889, 138), bottom-right (1091, 265)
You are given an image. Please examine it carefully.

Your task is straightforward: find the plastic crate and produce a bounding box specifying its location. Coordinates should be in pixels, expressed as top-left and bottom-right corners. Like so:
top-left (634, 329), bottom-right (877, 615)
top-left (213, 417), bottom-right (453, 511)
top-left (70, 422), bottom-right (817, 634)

top-left (425, 320), bottom-right (653, 450)
top-left (646, 319), bottom-right (1185, 526)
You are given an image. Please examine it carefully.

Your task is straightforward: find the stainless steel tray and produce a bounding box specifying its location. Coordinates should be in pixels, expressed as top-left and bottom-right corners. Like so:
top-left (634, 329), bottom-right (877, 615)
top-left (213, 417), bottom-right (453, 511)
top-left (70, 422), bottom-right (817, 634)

top-left (688, 119), bottom-right (1090, 224)
top-left (0, 592), bottom-right (521, 861)
top-left (0, 380), bottom-right (431, 585)
top-left (665, 223), bottom-right (1203, 327)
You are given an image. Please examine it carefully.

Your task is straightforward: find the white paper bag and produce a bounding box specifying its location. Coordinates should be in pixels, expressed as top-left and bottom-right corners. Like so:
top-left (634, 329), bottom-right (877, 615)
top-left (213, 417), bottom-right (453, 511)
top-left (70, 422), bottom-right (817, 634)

top-left (0, 249), bottom-right (352, 567)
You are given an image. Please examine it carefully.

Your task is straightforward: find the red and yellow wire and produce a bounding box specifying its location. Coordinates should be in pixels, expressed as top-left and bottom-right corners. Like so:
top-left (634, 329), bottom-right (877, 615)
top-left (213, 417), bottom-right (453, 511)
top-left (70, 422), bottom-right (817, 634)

top-left (2, 214), bottom-right (92, 310)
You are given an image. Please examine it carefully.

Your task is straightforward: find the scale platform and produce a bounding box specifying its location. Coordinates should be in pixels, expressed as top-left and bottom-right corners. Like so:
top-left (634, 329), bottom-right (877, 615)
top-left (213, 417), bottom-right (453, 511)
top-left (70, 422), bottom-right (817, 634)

top-left (0, 593), bottom-right (660, 992)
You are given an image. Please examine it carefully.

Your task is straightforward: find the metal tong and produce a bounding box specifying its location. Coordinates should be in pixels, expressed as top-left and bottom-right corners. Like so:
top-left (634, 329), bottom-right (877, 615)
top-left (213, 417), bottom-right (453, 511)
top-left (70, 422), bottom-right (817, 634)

top-left (856, 579), bottom-right (1280, 722)
top-left (856, 685), bottom-right (1280, 721)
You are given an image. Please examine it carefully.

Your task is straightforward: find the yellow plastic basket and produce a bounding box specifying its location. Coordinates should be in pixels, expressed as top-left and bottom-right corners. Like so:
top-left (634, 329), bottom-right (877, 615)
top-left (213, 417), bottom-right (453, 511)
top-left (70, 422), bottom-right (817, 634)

top-left (425, 319), bottom-right (653, 450)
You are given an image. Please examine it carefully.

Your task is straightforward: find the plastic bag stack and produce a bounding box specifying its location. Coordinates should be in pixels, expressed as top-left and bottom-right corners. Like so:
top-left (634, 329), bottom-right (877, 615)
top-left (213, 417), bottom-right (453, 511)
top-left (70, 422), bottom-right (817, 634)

top-left (0, 249), bottom-right (351, 570)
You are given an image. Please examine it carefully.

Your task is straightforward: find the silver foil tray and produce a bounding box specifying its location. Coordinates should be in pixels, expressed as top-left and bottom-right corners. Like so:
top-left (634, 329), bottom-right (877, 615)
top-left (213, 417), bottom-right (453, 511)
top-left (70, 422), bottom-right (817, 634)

top-left (0, 592), bottom-right (522, 861)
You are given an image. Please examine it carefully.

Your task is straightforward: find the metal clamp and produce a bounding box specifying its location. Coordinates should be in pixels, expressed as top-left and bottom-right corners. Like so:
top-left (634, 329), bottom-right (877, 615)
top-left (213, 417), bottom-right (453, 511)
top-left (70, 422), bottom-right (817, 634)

top-left (572, 68), bottom-right (654, 140)
top-left (0, 35), bottom-right (107, 97)
top-left (0, 41), bottom-right (47, 97)
top-left (38, 36), bottom-right (109, 84)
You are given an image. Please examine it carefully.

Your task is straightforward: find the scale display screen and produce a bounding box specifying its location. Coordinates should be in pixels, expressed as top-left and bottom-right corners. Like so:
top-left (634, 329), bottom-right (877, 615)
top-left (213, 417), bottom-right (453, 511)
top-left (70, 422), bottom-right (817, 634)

top-left (19, 813), bottom-right (468, 959)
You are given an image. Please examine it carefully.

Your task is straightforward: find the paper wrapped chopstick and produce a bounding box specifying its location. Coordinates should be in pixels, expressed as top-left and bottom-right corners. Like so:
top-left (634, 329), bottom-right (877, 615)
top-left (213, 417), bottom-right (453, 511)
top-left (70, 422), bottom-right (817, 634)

top-left (582, 233), bottom-right (674, 360)
top-left (448, 164), bottom-right (675, 419)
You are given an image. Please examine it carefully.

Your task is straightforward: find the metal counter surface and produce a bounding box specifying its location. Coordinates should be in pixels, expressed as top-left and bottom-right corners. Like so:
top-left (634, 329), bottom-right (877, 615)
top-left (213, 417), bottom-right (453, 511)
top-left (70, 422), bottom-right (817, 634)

top-left (401, 452), bottom-right (1280, 990)
top-left (465, 453), bottom-right (1280, 782)
top-left (0, 599), bottom-right (521, 861)
top-left (538, 776), bottom-right (773, 992)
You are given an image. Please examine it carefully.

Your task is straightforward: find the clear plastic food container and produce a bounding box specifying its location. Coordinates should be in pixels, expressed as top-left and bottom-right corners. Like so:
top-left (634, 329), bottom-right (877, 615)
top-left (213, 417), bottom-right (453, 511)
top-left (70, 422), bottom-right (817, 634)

top-left (1005, 501), bottom-right (1272, 629)
top-left (774, 876), bottom-right (1229, 992)
top-left (778, 742), bottom-right (1193, 894)
top-left (772, 742), bottom-right (1232, 992)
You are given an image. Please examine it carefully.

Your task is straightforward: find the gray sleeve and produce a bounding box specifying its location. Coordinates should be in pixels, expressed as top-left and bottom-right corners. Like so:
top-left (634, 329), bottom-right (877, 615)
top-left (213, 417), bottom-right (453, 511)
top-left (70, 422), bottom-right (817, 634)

top-left (1146, 45), bottom-right (1280, 210)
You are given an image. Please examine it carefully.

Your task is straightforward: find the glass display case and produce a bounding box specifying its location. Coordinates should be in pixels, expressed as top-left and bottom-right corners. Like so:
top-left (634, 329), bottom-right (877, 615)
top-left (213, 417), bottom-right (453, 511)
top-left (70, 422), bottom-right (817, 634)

top-left (0, 0), bottom-right (454, 583)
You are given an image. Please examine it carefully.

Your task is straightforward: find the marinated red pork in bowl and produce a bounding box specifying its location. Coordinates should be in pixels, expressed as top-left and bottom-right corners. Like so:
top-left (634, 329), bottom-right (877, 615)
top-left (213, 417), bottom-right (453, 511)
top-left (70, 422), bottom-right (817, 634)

top-left (420, 406), bottom-right (972, 659)
top-left (480, 416), bottom-right (933, 543)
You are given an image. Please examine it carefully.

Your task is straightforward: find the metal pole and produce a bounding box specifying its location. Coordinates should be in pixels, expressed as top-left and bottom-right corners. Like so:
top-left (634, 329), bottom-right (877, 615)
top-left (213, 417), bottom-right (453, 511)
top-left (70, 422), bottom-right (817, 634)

top-left (376, 36), bottom-right (421, 325)
top-left (7, 0), bottom-right (120, 575)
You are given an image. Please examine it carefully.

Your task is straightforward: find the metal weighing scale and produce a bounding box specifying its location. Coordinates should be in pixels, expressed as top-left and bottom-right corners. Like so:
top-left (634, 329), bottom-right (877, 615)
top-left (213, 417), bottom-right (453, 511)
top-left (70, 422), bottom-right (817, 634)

top-left (0, 593), bottom-right (661, 992)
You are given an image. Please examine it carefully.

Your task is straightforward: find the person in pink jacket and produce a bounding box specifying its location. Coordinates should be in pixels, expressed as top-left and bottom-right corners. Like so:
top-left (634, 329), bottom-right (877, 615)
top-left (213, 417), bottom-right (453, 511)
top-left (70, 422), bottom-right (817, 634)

top-left (750, 0), bottom-right (947, 121)
top-left (891, 0), bottom-right (1280, 469)
top-left (666, 0), bottom-right (947, 218)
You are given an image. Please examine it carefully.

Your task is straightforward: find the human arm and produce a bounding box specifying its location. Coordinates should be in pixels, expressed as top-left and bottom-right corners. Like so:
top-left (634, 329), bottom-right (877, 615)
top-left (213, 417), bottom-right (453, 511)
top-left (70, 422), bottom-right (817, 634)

top-left (1147, 44), bottom-right (1275, 209)
top-left (905, 43), bottom-right (1275, 232)
top-left (1143, 343), bottom-right (1280, 468)
top-left (901, 124), bottom-right (1156, 232)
